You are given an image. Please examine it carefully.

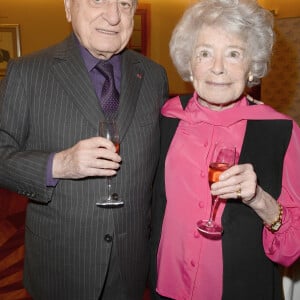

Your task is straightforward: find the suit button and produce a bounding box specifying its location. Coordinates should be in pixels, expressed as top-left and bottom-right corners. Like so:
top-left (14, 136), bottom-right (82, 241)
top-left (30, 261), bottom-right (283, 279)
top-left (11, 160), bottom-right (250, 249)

top-left (104, 234), bottom-right (113, 243)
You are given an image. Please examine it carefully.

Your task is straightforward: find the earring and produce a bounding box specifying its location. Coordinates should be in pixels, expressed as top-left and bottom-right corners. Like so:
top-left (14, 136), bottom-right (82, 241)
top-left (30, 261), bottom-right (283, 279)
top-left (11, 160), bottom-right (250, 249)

top-left (248, 73), bottom-right (253, 82)
top-left (189, 74), bottom-right (194, 82)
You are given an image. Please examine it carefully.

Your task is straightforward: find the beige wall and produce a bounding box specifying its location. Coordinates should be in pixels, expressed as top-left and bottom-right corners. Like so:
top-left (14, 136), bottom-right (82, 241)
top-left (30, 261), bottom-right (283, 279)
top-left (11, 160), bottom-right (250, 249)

top-left (1, 0), bottom-right (299, 94)
top-left (1, 0), bottom-right (71, 55)
top-left (141, 0), bottom-right (194, 94)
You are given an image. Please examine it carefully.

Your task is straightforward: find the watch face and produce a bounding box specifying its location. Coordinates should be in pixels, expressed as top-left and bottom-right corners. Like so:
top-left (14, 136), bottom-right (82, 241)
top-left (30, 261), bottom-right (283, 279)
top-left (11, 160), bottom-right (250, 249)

top-left (272, 221), bottom-right (282, 231)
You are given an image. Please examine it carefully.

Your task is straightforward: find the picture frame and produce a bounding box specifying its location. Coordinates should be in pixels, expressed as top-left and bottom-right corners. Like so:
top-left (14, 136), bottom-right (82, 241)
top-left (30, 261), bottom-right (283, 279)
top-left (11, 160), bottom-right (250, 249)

top-left (0, 24), bottom-right (21, 77)
top-left (128, 7), bottom-right (150, 56)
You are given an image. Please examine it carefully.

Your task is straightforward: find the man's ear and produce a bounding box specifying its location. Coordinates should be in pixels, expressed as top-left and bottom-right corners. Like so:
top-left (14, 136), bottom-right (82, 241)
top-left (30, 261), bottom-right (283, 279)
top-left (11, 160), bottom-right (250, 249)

top-left (64, 0), bottom-right (72, 22)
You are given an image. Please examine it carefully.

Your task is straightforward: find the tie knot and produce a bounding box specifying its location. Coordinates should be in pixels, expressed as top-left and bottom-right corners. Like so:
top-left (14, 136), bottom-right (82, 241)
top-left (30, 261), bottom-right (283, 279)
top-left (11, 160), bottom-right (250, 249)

top-left (96, 62), bottom-right (114, 80)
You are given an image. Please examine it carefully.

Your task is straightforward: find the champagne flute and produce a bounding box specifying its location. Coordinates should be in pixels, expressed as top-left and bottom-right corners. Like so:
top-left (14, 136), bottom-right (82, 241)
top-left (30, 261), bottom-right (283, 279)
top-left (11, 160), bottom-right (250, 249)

top-left (96, 121), bottom-right (124, 207)
top-left (197, 144), bottom-right (236, 237)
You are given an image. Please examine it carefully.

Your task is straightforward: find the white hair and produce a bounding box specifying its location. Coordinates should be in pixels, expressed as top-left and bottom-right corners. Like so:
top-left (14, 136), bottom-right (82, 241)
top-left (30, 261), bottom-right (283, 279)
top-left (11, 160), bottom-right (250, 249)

top-left (169, 0), bottom-right (274, 87)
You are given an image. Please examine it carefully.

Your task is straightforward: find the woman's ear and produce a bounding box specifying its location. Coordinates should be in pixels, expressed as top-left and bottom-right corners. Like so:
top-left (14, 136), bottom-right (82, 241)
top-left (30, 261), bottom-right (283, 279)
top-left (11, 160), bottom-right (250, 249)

top-left (248, 72), bottom-right (254, 82)
top-left (188, 63), bottom-right (194, 82)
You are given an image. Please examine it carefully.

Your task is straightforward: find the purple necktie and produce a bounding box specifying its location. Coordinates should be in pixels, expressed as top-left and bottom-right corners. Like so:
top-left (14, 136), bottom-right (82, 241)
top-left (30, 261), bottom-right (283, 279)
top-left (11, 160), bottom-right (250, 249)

top-left (95, 62), bottom-right (119, 119)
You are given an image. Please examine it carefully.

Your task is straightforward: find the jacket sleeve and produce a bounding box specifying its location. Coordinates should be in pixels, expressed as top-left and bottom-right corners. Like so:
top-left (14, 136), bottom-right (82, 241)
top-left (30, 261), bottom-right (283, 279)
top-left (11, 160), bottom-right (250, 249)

top-left (0, 59), bottom-right (55, 203)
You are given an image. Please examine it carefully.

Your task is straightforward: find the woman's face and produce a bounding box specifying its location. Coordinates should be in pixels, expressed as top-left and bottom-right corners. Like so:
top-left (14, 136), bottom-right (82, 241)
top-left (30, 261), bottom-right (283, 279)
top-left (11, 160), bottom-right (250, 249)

top-left (190, 25), bottom-right (251, 111)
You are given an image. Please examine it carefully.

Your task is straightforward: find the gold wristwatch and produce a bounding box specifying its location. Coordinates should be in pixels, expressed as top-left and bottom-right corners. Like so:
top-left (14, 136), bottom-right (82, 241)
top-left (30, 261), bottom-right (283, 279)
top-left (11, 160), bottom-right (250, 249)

top-left (264, 204), bottom-right (283, 232)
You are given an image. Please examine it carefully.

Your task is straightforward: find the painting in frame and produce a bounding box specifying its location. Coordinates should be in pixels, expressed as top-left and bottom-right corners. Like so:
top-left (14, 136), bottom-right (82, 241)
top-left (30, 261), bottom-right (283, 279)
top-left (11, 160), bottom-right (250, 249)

top-left (0, 24), bottom-right (21, 78)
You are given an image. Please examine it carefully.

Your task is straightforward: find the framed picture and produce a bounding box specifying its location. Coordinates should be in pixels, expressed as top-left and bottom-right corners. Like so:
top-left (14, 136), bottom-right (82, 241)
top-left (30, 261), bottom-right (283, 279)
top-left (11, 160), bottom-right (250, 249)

top-left (0, 24), bottom-right (21, 77)
top-left (128, 7), bottom-right (149, 56)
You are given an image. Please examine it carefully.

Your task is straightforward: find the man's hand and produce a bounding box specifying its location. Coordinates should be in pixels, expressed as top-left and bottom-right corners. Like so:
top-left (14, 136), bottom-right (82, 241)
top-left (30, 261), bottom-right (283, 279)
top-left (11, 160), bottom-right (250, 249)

top-left (52, 137), bottom-right (121, 179)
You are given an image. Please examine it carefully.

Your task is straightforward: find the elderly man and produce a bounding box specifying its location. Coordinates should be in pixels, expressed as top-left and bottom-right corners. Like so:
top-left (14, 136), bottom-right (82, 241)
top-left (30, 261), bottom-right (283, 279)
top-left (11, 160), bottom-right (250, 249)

top-left (0, 0), bottom-right (168, 299)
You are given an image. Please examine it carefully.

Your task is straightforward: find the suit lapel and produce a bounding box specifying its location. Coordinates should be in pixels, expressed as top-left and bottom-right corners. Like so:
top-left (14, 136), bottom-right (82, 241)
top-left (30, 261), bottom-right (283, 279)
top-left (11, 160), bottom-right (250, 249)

top-left (117, 50), bottom-right (144, 141)
top-left (50, 37), bottom-right (143, 136)
top-left (50, 35), bottom-right (103, 131)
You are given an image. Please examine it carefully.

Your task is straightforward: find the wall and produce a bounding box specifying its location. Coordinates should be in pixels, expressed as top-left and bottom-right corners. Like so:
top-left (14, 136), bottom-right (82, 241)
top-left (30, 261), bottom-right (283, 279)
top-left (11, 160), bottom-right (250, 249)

top-left (1, 0), bottom-right (71, 56)
top-left (140, 0), bottom-right (194, 94)
top-left (1, 0), bottom-right (300, 94)
top-left (260, 0), bottom-right (300, 18)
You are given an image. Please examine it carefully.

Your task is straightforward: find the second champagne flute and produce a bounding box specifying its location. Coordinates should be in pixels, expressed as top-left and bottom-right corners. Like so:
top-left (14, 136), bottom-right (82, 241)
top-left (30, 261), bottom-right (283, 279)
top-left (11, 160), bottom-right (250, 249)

top-left (96, 121), bottom-right (124, 207)
top-left (197, 144), bottom-right (236, 237)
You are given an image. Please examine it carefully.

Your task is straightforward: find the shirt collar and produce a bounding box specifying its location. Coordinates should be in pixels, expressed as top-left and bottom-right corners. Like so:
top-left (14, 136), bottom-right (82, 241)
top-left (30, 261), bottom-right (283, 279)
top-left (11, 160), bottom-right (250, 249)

top-left (75, 36), bottom-right (121, 73)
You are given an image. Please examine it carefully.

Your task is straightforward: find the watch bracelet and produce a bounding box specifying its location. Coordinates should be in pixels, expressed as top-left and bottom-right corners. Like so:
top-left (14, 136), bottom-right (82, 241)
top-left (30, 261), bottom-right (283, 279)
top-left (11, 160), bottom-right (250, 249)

top-left (264, 203), bottom-right (283, 232)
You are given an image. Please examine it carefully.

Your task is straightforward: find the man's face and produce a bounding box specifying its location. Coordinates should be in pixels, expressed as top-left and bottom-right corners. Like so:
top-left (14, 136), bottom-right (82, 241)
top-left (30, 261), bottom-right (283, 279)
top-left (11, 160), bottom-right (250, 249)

top-left (64, 0), bottom-right (136, 59)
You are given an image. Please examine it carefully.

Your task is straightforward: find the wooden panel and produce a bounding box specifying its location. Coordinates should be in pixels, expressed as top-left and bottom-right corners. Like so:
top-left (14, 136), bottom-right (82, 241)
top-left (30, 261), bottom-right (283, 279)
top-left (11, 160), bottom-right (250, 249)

top-left (261, 17), bottom-right (300, 124)
top-left (0, 188), bottom-right (31, 299)
top-left (128, 8), bottom-right (150, 56)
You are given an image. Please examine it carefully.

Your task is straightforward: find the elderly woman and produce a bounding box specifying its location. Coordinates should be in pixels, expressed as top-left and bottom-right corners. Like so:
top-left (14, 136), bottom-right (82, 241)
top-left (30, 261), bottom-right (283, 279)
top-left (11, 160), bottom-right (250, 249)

top-left (149, 0), bottom-right (300, 299)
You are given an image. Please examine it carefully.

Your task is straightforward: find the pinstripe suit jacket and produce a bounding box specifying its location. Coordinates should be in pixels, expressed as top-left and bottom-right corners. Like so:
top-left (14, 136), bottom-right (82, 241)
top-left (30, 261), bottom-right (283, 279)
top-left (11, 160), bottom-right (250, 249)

top-left (0, 34), bottom-right (169, 299)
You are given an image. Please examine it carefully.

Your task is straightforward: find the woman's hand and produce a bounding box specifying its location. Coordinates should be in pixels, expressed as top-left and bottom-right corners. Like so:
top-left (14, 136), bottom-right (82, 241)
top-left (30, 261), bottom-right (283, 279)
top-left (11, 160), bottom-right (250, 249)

top-left (210, 163), bottom-right (257, 204)
top-left (211, 163), bottom-right (281, 225)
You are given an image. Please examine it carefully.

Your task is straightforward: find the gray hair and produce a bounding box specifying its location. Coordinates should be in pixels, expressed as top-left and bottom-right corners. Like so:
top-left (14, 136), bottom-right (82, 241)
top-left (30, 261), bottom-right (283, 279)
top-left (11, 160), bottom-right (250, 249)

top-left (169, 0), bottom-right (274, 87)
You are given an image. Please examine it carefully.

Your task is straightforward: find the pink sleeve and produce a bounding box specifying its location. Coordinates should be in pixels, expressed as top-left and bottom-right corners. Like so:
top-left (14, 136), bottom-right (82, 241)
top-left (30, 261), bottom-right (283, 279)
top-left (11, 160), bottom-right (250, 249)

top-left (263, 121), bottom-right (300, 267)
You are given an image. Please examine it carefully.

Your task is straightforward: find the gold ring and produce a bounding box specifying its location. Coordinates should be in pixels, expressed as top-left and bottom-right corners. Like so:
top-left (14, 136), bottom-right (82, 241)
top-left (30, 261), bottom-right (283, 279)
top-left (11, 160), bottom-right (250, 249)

top-left (236, 187), bottom-right (242, 199)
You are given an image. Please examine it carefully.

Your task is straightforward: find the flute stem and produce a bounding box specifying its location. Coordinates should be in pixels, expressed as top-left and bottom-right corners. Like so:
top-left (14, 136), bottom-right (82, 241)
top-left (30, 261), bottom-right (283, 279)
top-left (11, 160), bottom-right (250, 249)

top-left (207, 196), bottom-right (219, 225)
top-left (106, 177), bottom-right (112, 200)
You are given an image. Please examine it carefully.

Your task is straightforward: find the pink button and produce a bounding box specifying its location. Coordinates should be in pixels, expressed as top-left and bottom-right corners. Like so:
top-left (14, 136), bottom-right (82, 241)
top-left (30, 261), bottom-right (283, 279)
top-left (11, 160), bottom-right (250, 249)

top-left (198, 201), bottom-right (204, 208)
